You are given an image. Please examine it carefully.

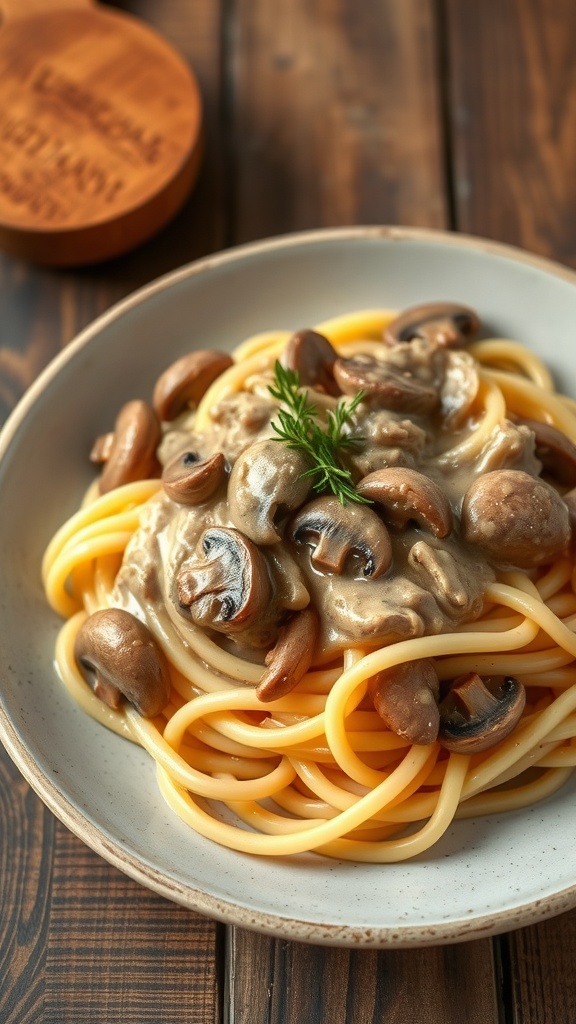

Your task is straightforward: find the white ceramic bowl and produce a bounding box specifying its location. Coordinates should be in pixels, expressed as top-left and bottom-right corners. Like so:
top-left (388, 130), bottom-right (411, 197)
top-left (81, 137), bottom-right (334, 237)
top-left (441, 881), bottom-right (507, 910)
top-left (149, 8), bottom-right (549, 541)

top-left (2, 226), bottom-right (576, 947)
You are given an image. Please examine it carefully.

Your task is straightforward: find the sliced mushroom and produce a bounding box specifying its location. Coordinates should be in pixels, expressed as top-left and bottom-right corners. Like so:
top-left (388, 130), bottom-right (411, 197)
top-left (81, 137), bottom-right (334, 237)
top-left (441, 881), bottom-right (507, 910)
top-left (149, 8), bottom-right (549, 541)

top-left (74, 608), bottom-right (171, 717)
top-left (333, 355), bottom-right (439, 414)
top-left (520, 418), bottom-right (576, 487)
top-left (461, 469), bottom-right (571, 568)
top-left (162, 451), bottom-right (227, 505)
top-left (357, 468), bottom-right (453, 537)
top-left (97, 400), bottom-right (161, 494)
top-left (153, 350), bottom-right (234, 422)
top-left (283, 329), bottom-right (340, 395)
top-left (256, 606), bottom-right (319, 701)
top-left (439, 672), bottom-right (525, 753)
top-left (227, 439), bottom-right (312, 544)
top-left (383, 302), bottom-right (480, 348)
top-left (176, 527), bottom-right (271, 634)
top-left (289, 495), bottom-right (392, 578)
top-left (371, 659), bottom-right (440, 745)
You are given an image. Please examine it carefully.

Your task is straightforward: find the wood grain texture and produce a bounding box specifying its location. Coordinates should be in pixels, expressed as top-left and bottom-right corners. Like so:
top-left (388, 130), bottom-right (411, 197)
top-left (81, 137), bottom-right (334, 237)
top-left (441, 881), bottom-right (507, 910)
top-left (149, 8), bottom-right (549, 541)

top-left (446, 3), bottom-right (576, 1015)
top-left (229, 0), bottom-right (448, 242)
top-left (0, 2), bottom-right (223, 1020)
top-left (506, 913), bottom-right (576, 1024)
top-left (446, 0), bottom-right (576, 267)
top-left (0, 743), bottom-right (219, 1024)
top-left (228, 929), bottom-right (499, 1024)
top-left (0, 0), bottom-right (203, 264)
top-left (0, 750), bottom-right (53, 1023)
top-left (44, 827), bottom-right (218, 1023)
top-left (2, 0), bottom-right (576, 1021)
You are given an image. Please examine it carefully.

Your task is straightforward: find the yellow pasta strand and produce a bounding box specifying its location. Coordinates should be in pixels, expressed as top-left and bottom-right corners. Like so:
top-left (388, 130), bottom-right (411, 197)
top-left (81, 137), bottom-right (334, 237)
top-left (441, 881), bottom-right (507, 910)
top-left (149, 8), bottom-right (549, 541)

top-left (43, 311), bottom-right (576, 863)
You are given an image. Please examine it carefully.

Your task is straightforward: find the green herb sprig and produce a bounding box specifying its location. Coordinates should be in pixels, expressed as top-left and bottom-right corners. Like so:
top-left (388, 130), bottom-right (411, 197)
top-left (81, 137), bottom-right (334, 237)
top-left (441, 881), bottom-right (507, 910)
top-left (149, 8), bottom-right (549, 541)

top-left (268, 361), bottom-right (369, 504)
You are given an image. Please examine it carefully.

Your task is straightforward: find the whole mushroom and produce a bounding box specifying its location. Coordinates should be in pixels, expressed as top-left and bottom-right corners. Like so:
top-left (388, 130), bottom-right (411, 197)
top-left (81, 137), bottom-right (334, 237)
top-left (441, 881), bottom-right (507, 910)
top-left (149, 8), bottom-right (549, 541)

top-left (371, 658), bottom-right (440, 744)
top-left (519, 418), bottom-right (576, 487)
top-left (153, 350), bottom-right (234, 422)
top-left (162, 450), bottom-right (227, 505)
top-left (92, 399), bottom-right (161, 494)
top-left (283, 328), bottom-right (340, 396)
top-left (227, 439), bottom-right (313, 544)
top-left (333, 355), bottom-right (439, 414)
top-left (460, 469), bottom-right (571, 568)
top-left (74, 608), bottom-right (171, 717)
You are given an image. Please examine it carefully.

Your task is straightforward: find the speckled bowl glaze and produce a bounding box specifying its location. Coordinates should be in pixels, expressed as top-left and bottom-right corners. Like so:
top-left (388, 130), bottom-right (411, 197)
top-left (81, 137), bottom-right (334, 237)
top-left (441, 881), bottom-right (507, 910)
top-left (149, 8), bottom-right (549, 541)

top-left (1, 227), bottom-right (576, 948)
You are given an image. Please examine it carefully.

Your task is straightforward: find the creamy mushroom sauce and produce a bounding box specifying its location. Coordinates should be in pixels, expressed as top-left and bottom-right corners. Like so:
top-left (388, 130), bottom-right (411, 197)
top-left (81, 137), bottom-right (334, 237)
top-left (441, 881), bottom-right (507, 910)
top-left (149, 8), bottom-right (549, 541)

top-left (111, 333), bottom-right (547, 663)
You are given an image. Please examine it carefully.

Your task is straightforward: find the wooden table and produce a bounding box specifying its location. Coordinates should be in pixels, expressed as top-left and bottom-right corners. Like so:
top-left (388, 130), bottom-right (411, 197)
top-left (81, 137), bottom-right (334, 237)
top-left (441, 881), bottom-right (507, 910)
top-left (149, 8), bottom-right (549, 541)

top-left (1, 1), bottom-right (575, 1020)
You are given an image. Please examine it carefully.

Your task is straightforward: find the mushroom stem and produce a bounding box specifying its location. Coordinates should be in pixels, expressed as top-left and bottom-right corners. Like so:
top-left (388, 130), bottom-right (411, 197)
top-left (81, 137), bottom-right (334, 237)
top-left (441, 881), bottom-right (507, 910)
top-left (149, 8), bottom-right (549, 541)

top-left (439, 672), bottom-right (526, 753)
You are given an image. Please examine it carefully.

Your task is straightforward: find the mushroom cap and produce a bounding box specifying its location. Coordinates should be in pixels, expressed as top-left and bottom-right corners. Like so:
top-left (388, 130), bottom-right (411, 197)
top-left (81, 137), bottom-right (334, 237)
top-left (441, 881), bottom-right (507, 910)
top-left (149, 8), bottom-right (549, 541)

top-left (283, 329), bottom-right (340, 395)
top-left (371, 659), bottom-right (440, 744)
top-left (461, 469), bottom-right (571, 568)
top-left (227, 438), bottom-right (312, 544)
top-left (176, 526), bottom-right (272, 634)
top-left (520, 418), bottom-right (576, 487)
top-left (98, 400), bottom-right (161, 495)
top-left (357, 467), bottom-right (453, 537)
top-left (256, 606), bottom-right (319, 702)
top-left (333, 355), bottom-right (439, 414)
top-left (162, 450), bottom-right (227, 505)
top-left (439, 672), bottom-right (526, 753)
top-left (289, 495), bottom-right (392, 578)
top-left (153, 350), bottom-right (234, 421)
top-left (74, 608), bottom-right (171, 718)
top-left (383, 302), bottom-right (481, 348)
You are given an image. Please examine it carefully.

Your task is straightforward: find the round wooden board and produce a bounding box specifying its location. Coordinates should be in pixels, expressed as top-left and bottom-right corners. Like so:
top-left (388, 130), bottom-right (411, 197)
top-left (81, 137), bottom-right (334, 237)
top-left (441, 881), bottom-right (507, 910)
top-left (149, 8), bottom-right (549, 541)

top-left (0, 0), bottom-right (203, 265)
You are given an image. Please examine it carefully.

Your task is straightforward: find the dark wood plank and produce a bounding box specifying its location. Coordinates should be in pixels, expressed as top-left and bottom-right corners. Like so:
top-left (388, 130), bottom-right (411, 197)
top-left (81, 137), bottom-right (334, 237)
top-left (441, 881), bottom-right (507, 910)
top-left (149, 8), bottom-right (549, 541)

top-left (0, 749), bottom-right (52, 1023)
top-left (0, 1), bottom-right (224, 1019)
top-left (505, 915), bottom-right (576, 1024)
top-left (229, 0), bottom-right (448, 242)
top-left (446, 2), bottom-right (576, 1020)
top-left (45, 828), bottom-right (218, 1024)
top-left (103, 0), bottom-right (228, 285)
top-left (228, 930), bottom-right (499, 1024)
top-left (446, 0), bottom-right (576, 267)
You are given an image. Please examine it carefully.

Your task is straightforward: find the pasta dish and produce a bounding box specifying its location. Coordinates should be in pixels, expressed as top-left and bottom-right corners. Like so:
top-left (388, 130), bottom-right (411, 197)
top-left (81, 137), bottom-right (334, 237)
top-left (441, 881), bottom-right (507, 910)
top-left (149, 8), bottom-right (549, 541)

top-left (42, 303), bottom-right (576, 861)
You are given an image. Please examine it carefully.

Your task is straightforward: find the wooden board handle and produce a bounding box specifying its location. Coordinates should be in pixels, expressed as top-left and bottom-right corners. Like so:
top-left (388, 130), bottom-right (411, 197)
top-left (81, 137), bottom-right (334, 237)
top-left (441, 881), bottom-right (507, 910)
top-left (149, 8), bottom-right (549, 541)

top-left (0, 0), bottom-right (92, 21)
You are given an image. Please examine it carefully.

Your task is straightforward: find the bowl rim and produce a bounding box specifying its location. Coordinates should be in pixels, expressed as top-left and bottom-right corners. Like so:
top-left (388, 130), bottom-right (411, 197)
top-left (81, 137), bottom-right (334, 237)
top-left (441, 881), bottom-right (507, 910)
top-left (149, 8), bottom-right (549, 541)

top-left (2, 223), bottom-right (576, 947)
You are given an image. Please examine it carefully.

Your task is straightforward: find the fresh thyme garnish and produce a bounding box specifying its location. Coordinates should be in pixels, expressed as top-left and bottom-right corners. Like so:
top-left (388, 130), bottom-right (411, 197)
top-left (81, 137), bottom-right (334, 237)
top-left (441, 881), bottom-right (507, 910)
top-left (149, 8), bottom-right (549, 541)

top-left (268, 361), bottom-right (370, 504)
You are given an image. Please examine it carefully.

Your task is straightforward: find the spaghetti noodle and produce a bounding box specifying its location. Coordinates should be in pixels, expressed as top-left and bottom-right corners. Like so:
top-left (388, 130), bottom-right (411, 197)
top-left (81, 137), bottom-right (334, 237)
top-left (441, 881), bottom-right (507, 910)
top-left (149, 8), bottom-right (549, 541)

top-left (42, 305), bottom-right (576, 861)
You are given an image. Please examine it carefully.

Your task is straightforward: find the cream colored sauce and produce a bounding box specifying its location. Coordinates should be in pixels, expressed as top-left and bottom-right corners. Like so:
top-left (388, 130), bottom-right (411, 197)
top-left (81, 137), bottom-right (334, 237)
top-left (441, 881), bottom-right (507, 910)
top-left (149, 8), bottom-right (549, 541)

top-left (112, 337), bottom-right (546, 662)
